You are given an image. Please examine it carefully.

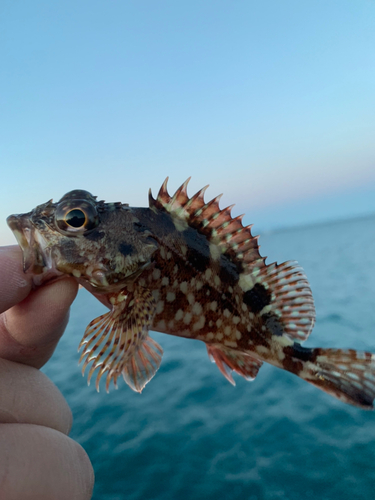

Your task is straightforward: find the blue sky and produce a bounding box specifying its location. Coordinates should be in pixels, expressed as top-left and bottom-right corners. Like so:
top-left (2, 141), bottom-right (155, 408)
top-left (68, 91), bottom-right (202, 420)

top-left (1, 0), bottom-right (375, 244)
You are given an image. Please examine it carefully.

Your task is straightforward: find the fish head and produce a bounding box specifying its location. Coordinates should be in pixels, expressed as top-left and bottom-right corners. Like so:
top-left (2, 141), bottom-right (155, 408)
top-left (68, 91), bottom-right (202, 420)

top-left (7, 190), bottom-right (158, 291)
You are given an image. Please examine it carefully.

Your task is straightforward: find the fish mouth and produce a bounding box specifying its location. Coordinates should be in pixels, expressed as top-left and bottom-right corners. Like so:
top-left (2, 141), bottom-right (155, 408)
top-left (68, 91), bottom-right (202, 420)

top-left (7, 214), bottom-right (62, 285)
top-left (7, 214), bottom-right (46, 274)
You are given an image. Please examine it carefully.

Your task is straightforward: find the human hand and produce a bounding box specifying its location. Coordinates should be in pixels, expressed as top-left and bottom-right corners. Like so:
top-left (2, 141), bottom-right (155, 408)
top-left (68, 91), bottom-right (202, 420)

top-left (0, 246), bottom-right (94, 500)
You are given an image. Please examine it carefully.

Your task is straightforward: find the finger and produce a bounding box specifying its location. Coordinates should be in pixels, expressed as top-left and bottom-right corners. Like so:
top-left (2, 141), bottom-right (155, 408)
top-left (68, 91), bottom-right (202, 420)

top-left (0, 246), bottom-right (33, 314)
top-left (0, 358), bottom-right (72, 434)
top-left (0, 277), bottom-right (78, 368)
top-left (0, 424), bottom-right (94, 500)
top-left (0, 245), bottom-right (79, 367)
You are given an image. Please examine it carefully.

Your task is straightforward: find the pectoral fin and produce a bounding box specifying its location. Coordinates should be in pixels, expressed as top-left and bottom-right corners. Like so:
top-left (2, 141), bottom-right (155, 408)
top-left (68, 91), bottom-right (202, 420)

top-left (79, 288), bottom-right (163, 392)
top-left (207, 344), bottom-right (263, 385)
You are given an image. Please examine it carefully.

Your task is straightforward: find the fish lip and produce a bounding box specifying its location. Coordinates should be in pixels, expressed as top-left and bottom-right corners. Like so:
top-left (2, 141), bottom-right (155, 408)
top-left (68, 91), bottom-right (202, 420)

top-left (6, 214), bottom-right (51, 278)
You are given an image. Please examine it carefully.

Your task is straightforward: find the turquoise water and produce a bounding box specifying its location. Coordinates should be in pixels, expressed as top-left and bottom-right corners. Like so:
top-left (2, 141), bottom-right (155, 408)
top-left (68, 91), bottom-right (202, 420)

top-left (42, 215), bottom-right (375, 500)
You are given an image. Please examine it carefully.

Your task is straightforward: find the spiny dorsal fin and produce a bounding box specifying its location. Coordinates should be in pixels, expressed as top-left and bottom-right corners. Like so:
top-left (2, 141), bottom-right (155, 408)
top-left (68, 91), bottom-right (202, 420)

top-left (149, 177), bottom-right (264, 268)
top-left (150, 178), bottom-right (316, 343)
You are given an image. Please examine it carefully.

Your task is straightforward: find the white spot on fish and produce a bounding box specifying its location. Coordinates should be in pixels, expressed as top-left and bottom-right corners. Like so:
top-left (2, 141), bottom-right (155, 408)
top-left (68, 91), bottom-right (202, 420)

top-left (192, 302), bottom-right (203, 315)
top-left (209, 243), bottom-right (221, 261)
top-left (238, 273), bottom-right (255, 292)
top-left (196, 280), bottom-right (203, 290)
top-left (161, 276), bottom-right (169, 286)
top-left (156, 301), bottom-right (165, 314)
top-left (277, 349), bottom-right (285, 361)
top-left (183, 312), bottom-right (192, 324)
top-left (277, 336), bottom-right (294, 347)
top-left (166, 292), bottom-right (176, 302)
top-left (210, 301), bottom-right (218, 311)
top-left (157, 319), bottom-right (166, 331)
top-left (223, 340), bottom-right (237, 348)
top-left (173, 218), bottom-right (188, 232)
top-left (187, 293), bottom-right (195, 305)
top-left (152, 268), bottom-right (161, 280)
top-left (193, 316), bottom-right (205, 331)
top-left (175, 309), bottom-right (184, 321)
top-left (256, 345), bottom-right (269, 355)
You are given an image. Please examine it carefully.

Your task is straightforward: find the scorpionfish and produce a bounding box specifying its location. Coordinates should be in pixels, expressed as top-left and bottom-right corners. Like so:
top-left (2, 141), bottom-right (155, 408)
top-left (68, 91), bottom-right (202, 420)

top-left (7, 178), bottom-right (375, 409)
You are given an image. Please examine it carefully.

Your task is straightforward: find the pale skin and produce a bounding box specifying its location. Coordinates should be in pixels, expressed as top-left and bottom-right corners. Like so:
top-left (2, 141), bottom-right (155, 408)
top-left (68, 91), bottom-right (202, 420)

top-left (0, 246), bottom-right (94, 500)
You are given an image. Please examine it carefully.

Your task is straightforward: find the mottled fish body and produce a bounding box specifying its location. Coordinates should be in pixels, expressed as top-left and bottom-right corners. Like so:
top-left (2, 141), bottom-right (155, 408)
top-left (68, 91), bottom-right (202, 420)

top-left (7, 180), bottom-right (375, 409)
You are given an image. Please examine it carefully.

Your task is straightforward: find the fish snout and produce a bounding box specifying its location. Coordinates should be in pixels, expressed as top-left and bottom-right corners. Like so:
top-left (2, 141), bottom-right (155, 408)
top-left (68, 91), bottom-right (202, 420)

top-left (6, 214), bottom-right (46, 274)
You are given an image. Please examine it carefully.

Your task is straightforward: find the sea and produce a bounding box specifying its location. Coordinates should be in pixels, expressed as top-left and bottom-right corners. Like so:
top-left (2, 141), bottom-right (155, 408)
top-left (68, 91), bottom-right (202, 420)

top-left (42, 214), bottom-right (375, 500)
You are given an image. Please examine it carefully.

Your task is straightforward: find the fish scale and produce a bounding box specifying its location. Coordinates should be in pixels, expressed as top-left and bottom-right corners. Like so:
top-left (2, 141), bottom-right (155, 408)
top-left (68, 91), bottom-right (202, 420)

top-left (6, 179), bottom-right (375, 409)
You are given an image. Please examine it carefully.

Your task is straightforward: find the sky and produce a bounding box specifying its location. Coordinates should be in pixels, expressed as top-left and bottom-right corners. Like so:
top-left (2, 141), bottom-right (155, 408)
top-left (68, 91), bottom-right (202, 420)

top-left (1, 0), bottom-right (375, 245)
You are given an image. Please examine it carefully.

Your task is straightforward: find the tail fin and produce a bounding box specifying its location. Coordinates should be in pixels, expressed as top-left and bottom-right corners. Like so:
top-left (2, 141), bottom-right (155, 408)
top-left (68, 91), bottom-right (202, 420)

top-left (292, 346), bottom-right (375, 409)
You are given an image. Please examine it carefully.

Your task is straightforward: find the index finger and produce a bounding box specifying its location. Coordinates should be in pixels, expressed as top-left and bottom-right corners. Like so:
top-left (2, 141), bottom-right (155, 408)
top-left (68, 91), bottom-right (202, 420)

top-left (0, 246), bottom-right (78, 368)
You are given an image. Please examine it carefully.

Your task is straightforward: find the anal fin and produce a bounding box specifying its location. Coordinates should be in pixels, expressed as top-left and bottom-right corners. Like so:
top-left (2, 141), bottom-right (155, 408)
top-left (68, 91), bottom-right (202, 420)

top-left (79, 288), bottom-right (163, 392)
top-left (207, 344), bottom-right (263, 385)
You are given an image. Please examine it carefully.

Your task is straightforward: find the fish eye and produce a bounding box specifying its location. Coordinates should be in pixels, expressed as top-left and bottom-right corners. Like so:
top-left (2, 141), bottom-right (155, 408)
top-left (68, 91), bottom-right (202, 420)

top-left (65, 209), bottom-right (87, 228)
top-left (55, 201), bottom-right (99, 234)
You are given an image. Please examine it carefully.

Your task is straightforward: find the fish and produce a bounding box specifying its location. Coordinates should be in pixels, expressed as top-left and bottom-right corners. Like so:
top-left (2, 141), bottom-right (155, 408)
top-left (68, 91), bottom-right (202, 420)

top-left (6, 178), bottom-right (375, 409)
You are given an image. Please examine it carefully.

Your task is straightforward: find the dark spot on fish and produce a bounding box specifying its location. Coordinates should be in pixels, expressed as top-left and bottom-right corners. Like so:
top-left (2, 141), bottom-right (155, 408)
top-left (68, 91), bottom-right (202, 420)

top-left (287, 343), bottom-right (316, 362)
top-left (222, 250), bottom-right (244, 274)
top-left (263, 313), bottom-right (284, 336)
top-left (282, 344), bottom-right (316, 374)
top-left (218, 254), bottom-right (239, 286)
top-left (134, 222), bottom-right (149, 233)
top-left (243, 283), bottom-right (271, 313)
top-left (182, 227), bottom-right (211, 273)
top-left (84, 230), bottom-right (105, 241)
top-left (157, 212), bottom-right (177, 236)
top-left (119, 243), bottom-right (135, 255)
top-left (337, 384), bottom-right (374, 407)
